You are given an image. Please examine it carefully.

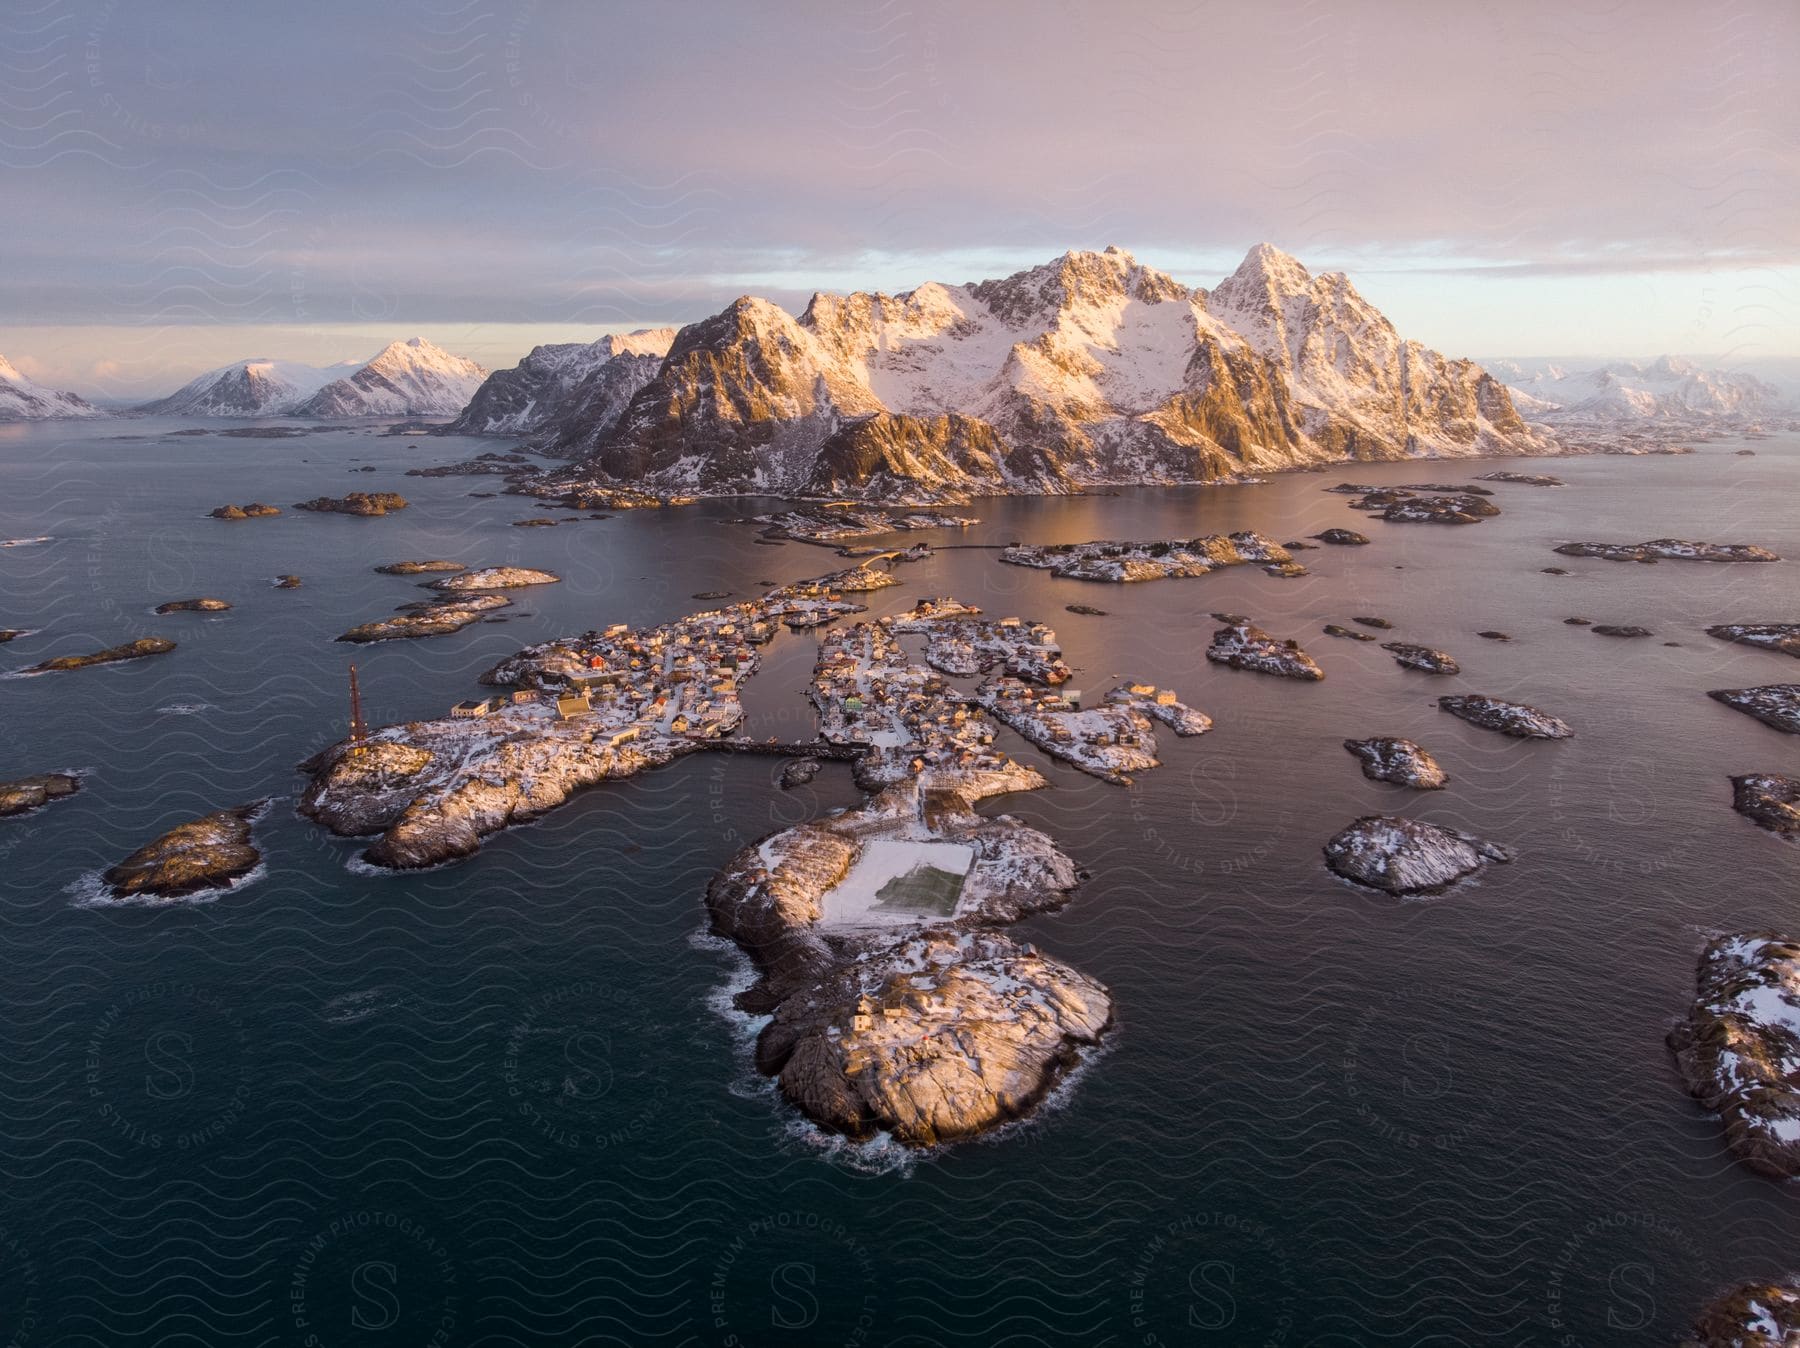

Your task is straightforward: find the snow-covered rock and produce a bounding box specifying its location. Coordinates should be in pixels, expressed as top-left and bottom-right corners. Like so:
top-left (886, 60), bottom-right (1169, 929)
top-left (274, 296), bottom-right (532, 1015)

top-left (425, 566), bottom-right (560, 592)
top-left (445, 329), bottom-right (674, 437)
top-left (1668, 932), bottom-right (1800, 1178)
top-left (1206, 616), bottom-right (1324, 680)
top-left (1731, 774), bottom-right (1800, 840)
top-left (759, 929), bottom-right (1111, 1146)
top-left (0, 355), bottom-right (108, 420)
top-left (1680, 1279), bottom-right (1800, 1347)
top-left (1437, 694), bottom-right (1572, 739)
top-left (1001, 531), bottom-right (1289, 582)
top-left (1709, 686), bottom-right (1800, 735)
top-left (1381, 641), bottom-right (1460, 675)
top-left (291, 338), bottom-right (487, 418)
top-left (1709, 625), bottom-right (1800, 660)
top-left (1343, 738), bottom-right (1448, 789)
top-left (1324, 815), bottom-right (1508, 894)
top-left (1554, 538), bottom-right (1780, 564)
top-left (544, 244), bottom-right (1549, 502)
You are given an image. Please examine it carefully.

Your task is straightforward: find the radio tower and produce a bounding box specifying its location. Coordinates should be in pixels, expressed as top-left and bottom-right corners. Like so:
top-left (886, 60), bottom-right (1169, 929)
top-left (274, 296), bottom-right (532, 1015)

top-left (347, 664), bottom-right (369, 746)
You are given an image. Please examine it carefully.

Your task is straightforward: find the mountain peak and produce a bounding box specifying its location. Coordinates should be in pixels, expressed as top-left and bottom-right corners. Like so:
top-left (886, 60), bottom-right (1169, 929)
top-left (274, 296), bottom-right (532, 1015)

top-left (1227, 242), bottom-right (1313, 295)
top-left (971, 248), bottom-right (1189, 325)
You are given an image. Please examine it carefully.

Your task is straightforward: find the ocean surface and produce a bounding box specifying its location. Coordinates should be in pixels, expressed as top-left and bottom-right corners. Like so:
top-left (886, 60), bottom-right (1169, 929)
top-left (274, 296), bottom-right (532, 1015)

top-left (1, 417), bottom-right (1796, 1346)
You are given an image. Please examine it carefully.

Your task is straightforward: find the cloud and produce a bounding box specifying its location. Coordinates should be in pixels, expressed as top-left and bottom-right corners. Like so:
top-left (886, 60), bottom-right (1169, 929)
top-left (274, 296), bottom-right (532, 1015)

top-left (1, 0), bottom-right (1796, 382)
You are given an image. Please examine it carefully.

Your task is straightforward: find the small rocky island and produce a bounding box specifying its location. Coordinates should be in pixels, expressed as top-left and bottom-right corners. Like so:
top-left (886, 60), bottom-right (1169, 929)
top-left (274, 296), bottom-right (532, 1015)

top-left (1313, 528), bottom-right (1370, 545)
top-left (706, 776), bottom-right (1110, 1146)
top-left (1438, 694), bottom-right (1572, 739)
top-left (1680, 1280), bottom-right (1800, 1347)
top-left (1206, 616), bottom-right (1324, 680)
top-left (0, 771), bottom-right (82, 817)
top-left (154, 597), bottom-right (231, 614)
top-left (375, 559), bottom-right (465, 575)
top-left (209, 502), bottom-right (281, 519)
top-left (1381, 641), bottom-right (1459, 675)
top-left (99, 802), bottom-right (266, 901)
top-left (1709, 624), bottom-right (1800, 659)
top-left (999, 531), bottom-right (1290, 582)
top-left (1668, 931), bottom-right (1800, 1178)
top-left (1731, 774), bottom-right (1800, 839)
top-left (21, 635), bottom-right (175, 674)
top-left (426, 566), bottom-right (560, 592)
top-left (1323, 815), bottom-right (1509, 895)
top-left (1554, 539), bottom-right (1781, 563)
top-left (293, 491), bottom-right (408, 517)
top-left (754, 505), bottom-right (978, 542)
top-left (756, 928), bottom-right (1110, 1147)
top-left (1344, 489), bottom-right (1501, 525)
top-left (1476, 471), bottom-right (1564, 486)
top-left (1709, 685), bottom-right (1800, 735)
top-left (298, 562), bottom-right (1153, 1149)
top-left (337, 593), bottom-right (512, 644)
top-left (1343, 738), bottom-right (1448, 789)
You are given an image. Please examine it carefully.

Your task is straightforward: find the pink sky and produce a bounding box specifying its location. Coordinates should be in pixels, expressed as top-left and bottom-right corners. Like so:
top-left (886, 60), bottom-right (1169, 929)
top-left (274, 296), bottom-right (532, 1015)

top-left (3, 0), bottom-right (1796, 397)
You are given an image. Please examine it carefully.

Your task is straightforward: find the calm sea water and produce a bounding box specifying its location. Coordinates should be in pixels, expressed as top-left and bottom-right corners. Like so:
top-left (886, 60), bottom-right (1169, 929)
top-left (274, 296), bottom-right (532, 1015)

top-left (1, 418), bottom-right (1796, 1346)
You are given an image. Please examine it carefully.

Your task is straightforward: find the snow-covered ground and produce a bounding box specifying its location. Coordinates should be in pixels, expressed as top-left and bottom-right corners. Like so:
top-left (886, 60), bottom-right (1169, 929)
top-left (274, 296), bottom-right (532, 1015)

top-left (819, 840), bottom-right (976, 926)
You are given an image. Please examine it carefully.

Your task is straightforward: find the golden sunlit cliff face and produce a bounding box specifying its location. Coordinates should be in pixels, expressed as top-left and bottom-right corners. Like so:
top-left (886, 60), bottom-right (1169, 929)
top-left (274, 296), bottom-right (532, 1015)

top-left (555, 245), bottom-right (1549, 502)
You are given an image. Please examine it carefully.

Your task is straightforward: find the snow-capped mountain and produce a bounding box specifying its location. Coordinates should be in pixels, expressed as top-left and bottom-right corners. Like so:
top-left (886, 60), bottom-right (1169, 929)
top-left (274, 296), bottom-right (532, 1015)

top-left (1491, 356), bottom-right (1786, 424)
top-left (549, 245), bottom-right (1545, 502)
top-left (134, 358), bottom-right (351, 417)
top-left (291, 338), bottom-right (487, 418)
top-left (0, 356), bottom-right (108, 421)
top-left (444, 329), bottom-right (675, 437)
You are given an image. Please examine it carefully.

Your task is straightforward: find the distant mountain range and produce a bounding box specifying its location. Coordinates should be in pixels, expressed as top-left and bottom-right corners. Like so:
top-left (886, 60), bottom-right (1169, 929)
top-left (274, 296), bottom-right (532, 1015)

top-left (0, 356), bottom-right (108, 421)
top-left (527, 244), bottom-right (1548, 502)
top-left (1488, 356), bottom-right (1789, 424)
top-left (10, 251), bottom-right (1794, 507)
top-left (133, 338), bottom-right (487, 418)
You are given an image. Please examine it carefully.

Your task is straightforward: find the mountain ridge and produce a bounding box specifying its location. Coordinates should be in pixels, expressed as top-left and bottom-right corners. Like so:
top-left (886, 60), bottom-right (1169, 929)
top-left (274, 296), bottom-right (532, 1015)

top-left (0, 356), bottom-right (110, 421)
top-left (537, 243), bottom-right (1549, 503)
top-left (445, 329), bottom-right (677, 438)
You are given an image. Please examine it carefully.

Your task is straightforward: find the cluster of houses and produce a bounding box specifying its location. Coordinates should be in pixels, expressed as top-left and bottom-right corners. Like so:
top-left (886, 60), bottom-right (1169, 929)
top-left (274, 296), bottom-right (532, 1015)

top-left (812, 622), bottom-right (1015, 782)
